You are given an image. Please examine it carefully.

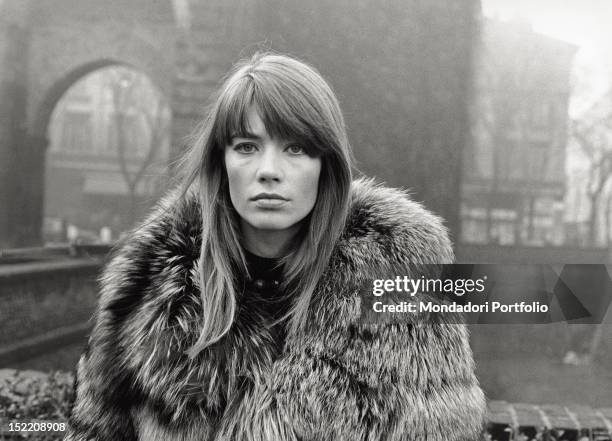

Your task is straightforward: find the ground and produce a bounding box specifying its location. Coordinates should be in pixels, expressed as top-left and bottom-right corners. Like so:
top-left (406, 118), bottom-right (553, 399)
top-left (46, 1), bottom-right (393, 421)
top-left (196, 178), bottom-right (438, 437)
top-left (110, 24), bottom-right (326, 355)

top-left (477, 354), bottom-right (612, 408)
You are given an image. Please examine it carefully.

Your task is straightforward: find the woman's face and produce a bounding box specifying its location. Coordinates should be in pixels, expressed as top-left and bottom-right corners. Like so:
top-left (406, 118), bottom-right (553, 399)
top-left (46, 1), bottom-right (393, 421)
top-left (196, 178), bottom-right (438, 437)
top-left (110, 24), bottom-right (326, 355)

top-left (224, 106), bottom-right (322, 245)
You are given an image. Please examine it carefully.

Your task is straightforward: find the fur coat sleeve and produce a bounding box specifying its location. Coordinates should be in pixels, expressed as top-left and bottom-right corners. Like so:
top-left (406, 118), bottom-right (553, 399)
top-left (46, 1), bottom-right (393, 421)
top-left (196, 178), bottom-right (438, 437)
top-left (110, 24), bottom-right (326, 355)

top-left (63, 191), bottom-right (180, 441)
top-left (64, 178), bottom-right (486, 441)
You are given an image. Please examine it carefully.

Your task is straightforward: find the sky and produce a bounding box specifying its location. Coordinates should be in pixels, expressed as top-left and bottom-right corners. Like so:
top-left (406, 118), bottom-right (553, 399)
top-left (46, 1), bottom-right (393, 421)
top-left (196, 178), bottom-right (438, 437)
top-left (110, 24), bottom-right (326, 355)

top-left (481, 0), bottom-right (612, 48)
top-left (481, 0), bottom-right (612, 116)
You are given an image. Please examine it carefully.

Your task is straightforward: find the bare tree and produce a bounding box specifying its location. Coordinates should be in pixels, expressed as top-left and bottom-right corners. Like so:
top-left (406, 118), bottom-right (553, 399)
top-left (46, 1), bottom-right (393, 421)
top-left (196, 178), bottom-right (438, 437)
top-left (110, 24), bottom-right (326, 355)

top-left (570, 92), bottom-right (612, 247)
top-left (605, 186), bottom-right (612, 245)
top-left (106, 68), bottom-right (170, 224)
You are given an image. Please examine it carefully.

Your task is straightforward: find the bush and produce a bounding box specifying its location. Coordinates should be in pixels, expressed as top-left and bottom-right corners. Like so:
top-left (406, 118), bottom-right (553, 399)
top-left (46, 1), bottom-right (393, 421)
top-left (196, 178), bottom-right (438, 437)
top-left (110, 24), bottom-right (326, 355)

top-left (0, 369), bottom-right (73, 440)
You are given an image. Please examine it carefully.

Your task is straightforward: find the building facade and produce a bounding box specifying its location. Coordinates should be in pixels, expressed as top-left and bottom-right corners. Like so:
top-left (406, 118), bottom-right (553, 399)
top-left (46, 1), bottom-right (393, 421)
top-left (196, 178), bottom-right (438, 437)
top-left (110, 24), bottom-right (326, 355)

top-left (462, 18), bottom-right (577, 247)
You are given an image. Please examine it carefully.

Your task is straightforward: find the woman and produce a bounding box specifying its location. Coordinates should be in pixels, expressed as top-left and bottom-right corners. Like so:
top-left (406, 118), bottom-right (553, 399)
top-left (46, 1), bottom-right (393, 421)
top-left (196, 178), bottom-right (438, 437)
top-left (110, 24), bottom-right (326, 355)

top-left (65, 53), bottom-right (486, 441)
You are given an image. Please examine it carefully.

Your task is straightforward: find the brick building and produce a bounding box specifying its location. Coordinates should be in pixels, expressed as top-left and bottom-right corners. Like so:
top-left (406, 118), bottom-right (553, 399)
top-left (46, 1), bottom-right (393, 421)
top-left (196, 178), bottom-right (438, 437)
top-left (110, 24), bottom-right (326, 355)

top-left (461, 18), bottom-right (577, 246)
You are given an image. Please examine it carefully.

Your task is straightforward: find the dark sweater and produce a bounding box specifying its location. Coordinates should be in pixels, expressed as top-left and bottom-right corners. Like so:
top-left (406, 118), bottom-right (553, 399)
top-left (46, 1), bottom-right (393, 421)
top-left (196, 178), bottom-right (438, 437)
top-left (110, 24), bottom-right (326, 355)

top-left (241, 249), bottom-right (290, 352)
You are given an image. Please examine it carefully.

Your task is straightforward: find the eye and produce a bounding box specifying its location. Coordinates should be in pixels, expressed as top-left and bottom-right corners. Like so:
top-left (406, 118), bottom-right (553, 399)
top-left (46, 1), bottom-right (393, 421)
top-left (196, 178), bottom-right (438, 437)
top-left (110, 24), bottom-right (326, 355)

top-left (285, 144), bottom-right (306, 155)
top-left (234, 143), bottom-right (257, 154)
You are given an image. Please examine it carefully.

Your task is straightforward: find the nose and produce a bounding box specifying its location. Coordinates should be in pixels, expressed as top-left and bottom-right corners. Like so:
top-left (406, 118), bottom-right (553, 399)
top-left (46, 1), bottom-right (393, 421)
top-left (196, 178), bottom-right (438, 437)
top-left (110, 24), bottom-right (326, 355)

top-left (256, 146), bottom-right (283, 183)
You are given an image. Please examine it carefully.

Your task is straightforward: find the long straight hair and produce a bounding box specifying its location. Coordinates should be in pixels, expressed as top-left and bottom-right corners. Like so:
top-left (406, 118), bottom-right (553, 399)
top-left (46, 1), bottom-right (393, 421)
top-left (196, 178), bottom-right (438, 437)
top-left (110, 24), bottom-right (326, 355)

top-left (178, 52), bottom-right (354, 359)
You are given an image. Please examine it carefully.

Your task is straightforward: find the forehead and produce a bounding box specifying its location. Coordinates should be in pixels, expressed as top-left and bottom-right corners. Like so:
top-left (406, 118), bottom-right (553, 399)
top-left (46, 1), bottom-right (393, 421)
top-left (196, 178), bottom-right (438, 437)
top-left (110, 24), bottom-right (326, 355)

top-left (230, 106), bottom-right (279, 141)
top-left (218, 84), bottom-right (315, 151)
top-left (243, 107), bottom-right (265, 135)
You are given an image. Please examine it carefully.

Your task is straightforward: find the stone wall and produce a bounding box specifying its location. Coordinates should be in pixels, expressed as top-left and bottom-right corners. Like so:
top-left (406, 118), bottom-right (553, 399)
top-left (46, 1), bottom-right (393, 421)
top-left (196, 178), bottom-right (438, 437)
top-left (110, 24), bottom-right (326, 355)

top-left (0, 258), bottom-right (103, 366)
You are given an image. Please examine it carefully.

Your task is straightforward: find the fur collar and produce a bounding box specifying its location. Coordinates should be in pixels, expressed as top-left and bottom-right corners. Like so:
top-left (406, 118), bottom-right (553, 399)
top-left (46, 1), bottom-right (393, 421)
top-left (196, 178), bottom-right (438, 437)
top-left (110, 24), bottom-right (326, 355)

top-left (69, 177), bottom-right (485, 441)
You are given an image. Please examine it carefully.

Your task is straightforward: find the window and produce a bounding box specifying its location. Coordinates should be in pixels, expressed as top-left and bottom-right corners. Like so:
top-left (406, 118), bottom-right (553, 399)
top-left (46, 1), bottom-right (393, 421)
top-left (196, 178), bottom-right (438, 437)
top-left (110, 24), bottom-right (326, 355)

top-left (59, 111), bottom-right (91, 153)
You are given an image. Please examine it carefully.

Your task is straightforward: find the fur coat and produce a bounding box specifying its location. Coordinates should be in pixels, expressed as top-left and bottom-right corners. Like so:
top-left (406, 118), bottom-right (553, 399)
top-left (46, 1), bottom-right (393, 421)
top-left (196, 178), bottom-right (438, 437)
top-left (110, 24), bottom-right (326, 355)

top-left (64, 178), bottom-right (486, 441)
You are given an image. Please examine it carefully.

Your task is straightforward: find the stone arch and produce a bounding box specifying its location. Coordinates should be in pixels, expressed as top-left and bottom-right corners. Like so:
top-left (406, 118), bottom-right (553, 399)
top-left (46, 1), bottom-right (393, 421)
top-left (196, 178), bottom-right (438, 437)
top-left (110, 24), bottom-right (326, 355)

top-left (34, 60), bottom-right (114, 140)
top-left (32, 58), bottom-right (171, 141)
top-left (40, 61), bottom-right (173, 243)
top-left (28, 23), bottom-right (175, 139)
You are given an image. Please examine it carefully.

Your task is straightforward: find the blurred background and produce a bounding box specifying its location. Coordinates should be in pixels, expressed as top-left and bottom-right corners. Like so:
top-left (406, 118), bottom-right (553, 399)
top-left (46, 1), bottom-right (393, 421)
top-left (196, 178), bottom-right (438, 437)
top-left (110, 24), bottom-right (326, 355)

top-left (1, 0), bottom-right (611, 436)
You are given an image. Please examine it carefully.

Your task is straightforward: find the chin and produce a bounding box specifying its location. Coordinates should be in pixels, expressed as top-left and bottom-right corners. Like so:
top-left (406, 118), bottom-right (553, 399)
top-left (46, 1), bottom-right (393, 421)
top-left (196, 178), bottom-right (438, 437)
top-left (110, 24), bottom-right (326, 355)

top-left (246, 214), bottom-right (297, 232)
top-left (249, 220), bottom-right (294, 231)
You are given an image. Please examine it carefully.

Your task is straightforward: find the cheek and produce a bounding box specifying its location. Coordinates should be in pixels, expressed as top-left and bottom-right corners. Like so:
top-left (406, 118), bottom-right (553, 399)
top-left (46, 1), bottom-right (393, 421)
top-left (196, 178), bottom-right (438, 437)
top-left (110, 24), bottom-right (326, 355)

top-left (300, 160), bottom-right (322, 205)
top-left (224, 159), bottom-right (247, 206)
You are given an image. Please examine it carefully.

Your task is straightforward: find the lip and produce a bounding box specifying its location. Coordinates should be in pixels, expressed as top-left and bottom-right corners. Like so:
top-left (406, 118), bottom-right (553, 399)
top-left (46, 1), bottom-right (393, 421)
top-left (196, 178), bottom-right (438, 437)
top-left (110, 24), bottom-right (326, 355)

top-left (253, 198), bottom-right (288, 209)
top-left (251, 193), bottom-right (288, 201)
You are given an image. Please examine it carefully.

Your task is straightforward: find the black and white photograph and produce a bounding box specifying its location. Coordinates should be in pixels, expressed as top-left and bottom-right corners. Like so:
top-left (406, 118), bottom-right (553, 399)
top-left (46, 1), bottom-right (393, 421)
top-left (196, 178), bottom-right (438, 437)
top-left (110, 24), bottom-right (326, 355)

top-left (0, 1), bottom-right (611, 440)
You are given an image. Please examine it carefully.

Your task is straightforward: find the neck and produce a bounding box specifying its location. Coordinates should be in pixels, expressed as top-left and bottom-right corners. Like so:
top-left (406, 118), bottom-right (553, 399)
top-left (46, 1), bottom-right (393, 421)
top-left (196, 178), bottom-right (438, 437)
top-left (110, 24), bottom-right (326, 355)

top-left (241, 221), bottom-right (300, 258)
